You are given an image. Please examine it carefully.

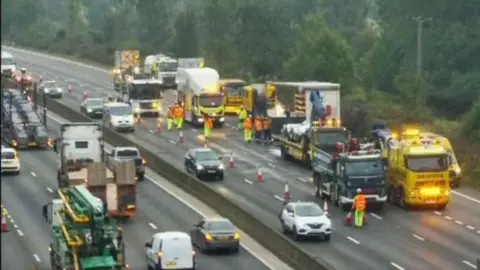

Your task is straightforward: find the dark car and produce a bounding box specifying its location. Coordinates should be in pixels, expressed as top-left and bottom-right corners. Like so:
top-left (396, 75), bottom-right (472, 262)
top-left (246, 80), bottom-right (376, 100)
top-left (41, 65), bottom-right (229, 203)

top-left (80, 98), bottom-right (104, 118)
top-left (184, 148), bottom-right (224, 180)
top-left (190, 217), bottom-right (240, 253)
top-left (39, 80), bottom-right (63, 98)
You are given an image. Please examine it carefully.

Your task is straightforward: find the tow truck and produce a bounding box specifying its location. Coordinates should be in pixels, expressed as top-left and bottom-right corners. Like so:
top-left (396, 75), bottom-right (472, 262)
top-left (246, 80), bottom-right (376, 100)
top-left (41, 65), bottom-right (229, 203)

top-left (376, 128), bottom-right (451, 210)
top-left (313, 141), bottom-right (388, 211)
top-left (42, 185), bottom-right (128, 269)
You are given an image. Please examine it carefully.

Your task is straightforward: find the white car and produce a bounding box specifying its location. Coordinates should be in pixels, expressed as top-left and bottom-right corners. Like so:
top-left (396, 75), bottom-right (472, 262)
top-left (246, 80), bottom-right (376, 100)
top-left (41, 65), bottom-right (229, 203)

top-left (103, 102), bottom-right (135, 132)
top-left (1, 147), bottom-right (20, 174)
top-left (279, 201), bottom-right (331, 241)
top-left (145, 231), bottom-right (195, 270)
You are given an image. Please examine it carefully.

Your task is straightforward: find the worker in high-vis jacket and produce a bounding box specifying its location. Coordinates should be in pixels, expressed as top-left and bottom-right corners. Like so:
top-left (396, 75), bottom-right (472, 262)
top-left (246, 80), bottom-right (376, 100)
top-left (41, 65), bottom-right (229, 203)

top-left (204, 114), bottom-right (214, 139)
top-left (262, 116), bottom-right (272, 142)
top-left (352, 188), bottom-right (366, 227)
top-left (243, 115), bottom-right (253, 143)
top-left (167, 105), bottom-right (175, 130)
top-left (254, 115), bottom-right (263, 143)
top-left (238, 106), bottom-right (247, 129)
top-left (174, 103), bottom-right (184, 129)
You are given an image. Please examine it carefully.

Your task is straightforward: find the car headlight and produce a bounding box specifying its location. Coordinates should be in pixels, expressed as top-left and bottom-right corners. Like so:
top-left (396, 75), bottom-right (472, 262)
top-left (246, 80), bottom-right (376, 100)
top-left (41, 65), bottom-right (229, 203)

top-left (219, 117), bottom-right (225, 122)
top-left (196, 164), bottom-right (204, 170)
top-left (87, 108), bottom-right (92, 112)
top-left (57, 88), bottom-right (63, 92)
top-left (44, 88), bottom-right (50, 93)
top-left (198, 118), bottom-right (204, 122)
top-left (218, 163), bottom-right (224, 170)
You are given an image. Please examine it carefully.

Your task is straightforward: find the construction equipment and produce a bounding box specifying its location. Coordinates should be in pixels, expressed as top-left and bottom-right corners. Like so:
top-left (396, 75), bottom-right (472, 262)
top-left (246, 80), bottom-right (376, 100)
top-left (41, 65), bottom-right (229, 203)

top-left (177, 68), bottom-right (225, 127)
top-left (220, 79), bottom-right (246, 114)
top-left (112, 50), bottom-right (140, 93)
top-left (42, 185), bottom-right (128, 269)
top-left (375, 128), bottom-right (451, 210)
top-left (53, 123), bottom-right (137, 218)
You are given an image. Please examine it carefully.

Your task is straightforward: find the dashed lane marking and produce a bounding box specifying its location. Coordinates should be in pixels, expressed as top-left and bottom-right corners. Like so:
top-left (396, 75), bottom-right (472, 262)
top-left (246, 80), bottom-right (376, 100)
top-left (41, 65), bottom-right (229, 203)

top-left (17, 229), bottom-right (24, 236)
top-left (412, 234), bottom-right (425, 241)
top-left (297, 177), bottom-right (307, 182)
top-left (33, 254), bottom-right (41, 262)
top-left (462, 260), bottom-right (477, 269)
top-left (346, 236), bottom-right (360, 244)
top-left (370, 213), bottom-right (383, 220)
top-left (30, 172), bottom-right (36, 177)
top-left (390, 262), bottom-right (405, 270)
top-left (148, 223), bottom-right (157, 230)
top-left (244, 179), bottom-right (253, 184)
top-left (273, 195), bottom-right (284, 202)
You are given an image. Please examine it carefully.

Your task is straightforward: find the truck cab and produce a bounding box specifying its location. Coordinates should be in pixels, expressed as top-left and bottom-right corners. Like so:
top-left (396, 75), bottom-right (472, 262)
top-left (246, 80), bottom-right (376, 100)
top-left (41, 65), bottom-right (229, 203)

top-left (126, 79), bottom-right (163, 117)
top-left (313, 146), bottom-right (387, 211)
top-left (386, 129), bottom-right (451, 210)
top-left (220, 79), bottom-right (246, 114)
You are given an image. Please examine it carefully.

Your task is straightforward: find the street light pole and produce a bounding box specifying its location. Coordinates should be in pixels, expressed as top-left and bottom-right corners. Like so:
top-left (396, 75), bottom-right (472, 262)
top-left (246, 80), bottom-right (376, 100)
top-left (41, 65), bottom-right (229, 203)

top-left (411, 16), bottom-right (433, 76)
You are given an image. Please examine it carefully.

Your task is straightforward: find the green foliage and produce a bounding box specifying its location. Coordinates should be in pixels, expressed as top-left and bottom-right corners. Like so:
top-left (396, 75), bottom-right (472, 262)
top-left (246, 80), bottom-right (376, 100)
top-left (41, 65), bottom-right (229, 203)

top-left (463, 100), bottom-right (480, 142)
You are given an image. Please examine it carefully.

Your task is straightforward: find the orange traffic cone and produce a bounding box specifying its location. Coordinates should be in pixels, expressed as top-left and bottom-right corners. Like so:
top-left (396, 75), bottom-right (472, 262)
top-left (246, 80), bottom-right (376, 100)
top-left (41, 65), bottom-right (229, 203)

top-left (156, 119), bottom-right (162, 133)
top-left (1, 209), bottom-right (9, 232)
top-left (83, 91), bottom-right (88, 101)
top-left (68, 85), bottom-right (72, 95)
top-left (257, 167), bottom-right (264, 183)
top-left (283, 183), bottom-right (291, 201)
top-left (229, 153), bottom-right (234, 168)
top-left (179, 131), bottom-right (184, 144)
top-left (323, 200), bottom-right (330, 218)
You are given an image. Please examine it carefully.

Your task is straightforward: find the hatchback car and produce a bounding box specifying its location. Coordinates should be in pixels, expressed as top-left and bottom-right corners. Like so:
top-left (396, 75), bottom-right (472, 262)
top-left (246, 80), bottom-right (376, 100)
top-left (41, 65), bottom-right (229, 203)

top-left (190, 217), bottom-right (240, 253)
top-left (184, 148), bottom-right (224, 180)
top-left (1, 147), bottom-right (20, 174)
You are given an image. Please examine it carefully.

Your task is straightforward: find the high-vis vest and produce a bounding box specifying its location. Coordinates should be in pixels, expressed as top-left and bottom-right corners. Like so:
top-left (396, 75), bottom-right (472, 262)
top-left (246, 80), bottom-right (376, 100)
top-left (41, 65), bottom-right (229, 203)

top-left (255, 118), bottom-right (263, 131)
top-left (263, 118), bottom-right (271, 129)
top-left (174, 107), bottom-right (184, 118)
top-left (354, 195), bottom-right (366, 211)
top-left (244, 118), bottom-right (253, 130)
top-left (238, 109), bottom-right (247, 120)
top-left (168, 108), bottom-right (175, 118)
top-left (206, 117), bottom-right (213, 128)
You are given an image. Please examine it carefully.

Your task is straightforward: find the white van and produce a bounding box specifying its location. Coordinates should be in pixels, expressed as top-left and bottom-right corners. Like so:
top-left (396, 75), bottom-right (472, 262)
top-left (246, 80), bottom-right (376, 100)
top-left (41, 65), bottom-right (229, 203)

top-left (1, 51), bottom-right (16, 77)
top-left (103, 102), bottom-right (135, 132)
top-left (145, 231), bottom-right (195, 270)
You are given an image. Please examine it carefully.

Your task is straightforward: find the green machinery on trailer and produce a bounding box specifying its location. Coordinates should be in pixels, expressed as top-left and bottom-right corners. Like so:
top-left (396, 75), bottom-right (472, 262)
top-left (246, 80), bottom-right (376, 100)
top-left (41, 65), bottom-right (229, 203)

top-left (42, 185), bottom-right (128, 270)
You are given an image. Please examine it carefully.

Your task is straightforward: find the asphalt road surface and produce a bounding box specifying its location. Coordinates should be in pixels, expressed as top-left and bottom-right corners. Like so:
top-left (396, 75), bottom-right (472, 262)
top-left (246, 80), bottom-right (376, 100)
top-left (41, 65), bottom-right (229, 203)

top-left (5, 45), bottom-right (480, 270)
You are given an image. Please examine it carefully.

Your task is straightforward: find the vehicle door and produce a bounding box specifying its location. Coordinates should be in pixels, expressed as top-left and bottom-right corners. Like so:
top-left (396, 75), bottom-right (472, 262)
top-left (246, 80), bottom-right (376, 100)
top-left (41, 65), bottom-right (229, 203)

top-left (161, 238), bottom-right (193, 269)
top-left (145, 237), bottom-right (158, 267)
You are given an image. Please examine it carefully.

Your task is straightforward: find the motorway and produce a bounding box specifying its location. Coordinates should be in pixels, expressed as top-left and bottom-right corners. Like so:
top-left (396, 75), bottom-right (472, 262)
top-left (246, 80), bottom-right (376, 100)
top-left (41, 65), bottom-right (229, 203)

top-left (5, 45), bottom-right (480, 270)
top-left (1, 116), bottom-right (276, 268)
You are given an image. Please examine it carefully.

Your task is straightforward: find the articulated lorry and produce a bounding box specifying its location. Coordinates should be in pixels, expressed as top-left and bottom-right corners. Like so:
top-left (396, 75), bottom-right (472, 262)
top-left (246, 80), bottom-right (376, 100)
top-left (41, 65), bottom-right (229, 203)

top-left (42, 185), bottom-right (128, 269)
top-left (53, 123), bottom-right (137, 219)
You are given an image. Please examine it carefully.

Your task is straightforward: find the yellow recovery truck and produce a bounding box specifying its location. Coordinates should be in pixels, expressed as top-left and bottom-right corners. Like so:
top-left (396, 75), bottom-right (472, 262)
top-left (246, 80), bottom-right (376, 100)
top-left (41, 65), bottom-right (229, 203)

top-left (220, 79), bottom-right (246, 114)
top-left (383, 128), bottom-right (451, 210)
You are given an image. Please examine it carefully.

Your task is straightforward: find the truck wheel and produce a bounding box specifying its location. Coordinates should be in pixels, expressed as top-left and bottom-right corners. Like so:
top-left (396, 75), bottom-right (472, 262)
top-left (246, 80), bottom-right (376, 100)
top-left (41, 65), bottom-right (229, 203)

top-left (137, 174), bottom-right (145, 181)
top-left (397, 188), bottom-right (408, 209)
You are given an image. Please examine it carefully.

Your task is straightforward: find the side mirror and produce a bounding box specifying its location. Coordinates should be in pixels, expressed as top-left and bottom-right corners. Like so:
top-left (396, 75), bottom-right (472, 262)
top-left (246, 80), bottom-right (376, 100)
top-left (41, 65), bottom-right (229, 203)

top-left (145, 242), bottom-right (151, 248)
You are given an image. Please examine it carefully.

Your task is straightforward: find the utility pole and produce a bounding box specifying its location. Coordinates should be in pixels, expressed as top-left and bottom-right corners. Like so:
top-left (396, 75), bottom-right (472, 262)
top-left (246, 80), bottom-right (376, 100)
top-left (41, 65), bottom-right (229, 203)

top-left (411, 16), bottom-right (433, 76)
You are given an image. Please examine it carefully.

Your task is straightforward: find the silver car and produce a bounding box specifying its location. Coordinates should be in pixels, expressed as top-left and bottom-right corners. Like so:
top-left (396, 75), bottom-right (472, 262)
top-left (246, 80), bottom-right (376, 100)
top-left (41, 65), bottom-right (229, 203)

top-left (190, 217), bottom-right (240, 253)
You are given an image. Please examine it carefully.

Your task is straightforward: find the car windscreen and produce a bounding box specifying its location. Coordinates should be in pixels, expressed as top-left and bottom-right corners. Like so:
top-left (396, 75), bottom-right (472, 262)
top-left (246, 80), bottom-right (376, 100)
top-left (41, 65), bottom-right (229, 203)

top-left (194, 150), bottom-right (218, 161)
top-left (312, 129), bottom-right (348, 145)
top-left (294, 204), bottom-right (323, 217)
top-left (110, 106), bottom-right (132, 116)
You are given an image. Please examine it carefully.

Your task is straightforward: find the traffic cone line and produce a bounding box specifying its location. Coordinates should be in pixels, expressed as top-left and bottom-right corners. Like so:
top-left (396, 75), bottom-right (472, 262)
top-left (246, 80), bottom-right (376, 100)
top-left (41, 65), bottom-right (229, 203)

top-left (229, 153), bottom-right (234, 168)
top-left (179, 131), bottom-right (184, 144)
top-left (283, 183), bottom-right (290, 201)
top-left (257, 167), bottom-right (264, 183)
top-left (323, 200), bottom-right (330, 217)
top-left (1, 210), bottom-right (9, 232)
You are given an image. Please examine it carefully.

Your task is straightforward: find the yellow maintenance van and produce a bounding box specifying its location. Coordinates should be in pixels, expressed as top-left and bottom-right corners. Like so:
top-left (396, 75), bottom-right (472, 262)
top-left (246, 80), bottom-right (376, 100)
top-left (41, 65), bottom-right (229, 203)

top-left (177, 67), bottom-right (225, 127)
top-left (386, 128), bottom-right (451, 210)
top-left (220, 79), bottom-right (246, 114)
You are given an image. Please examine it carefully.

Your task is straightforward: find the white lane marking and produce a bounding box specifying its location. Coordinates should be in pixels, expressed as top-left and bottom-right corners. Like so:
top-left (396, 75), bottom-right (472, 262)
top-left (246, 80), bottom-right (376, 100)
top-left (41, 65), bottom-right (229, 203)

top-left (477, 230), bottom-right (480, 234)
top-left (244, 179), bottom-right (253, 184)
top-left (433, 211), bottom-right (442, 215)
top-left (390, 262), bottom-right (405, 270)
top-left (268, 163), bottom-right (275, 168)
top-left (412, 234), bottom-right (425, 241)
top-left (33, 254), bottom-right (41, 262)
top-left (13, 224), bottom-right (18, 229)
top-left (370, 213), bottom-right (383, 220)
top-left (454, 220), bottom-right (463, 225)
top-left (346, 236), bottom-right (360, 244)
top-left (169, 140), bottom-right (176, 144)
top-left (9, 218), bottom-right (15, 223)
top-left (297, 177), bottom-right (307, 182)
top-left (148, 223), bottom-right (157, 230)
top-left (452, 190), bottom-right (480, 204)
top-left (466, 225), bottom-right (475, 230)
top-left (47, 187), bottom-right (54, 193)
top-left (44, 102), bottom-right (294, 270)
top-left (148, 130), bottom-right (154, 133)
top-left (462, 260), bottom-right (477, 269)
top-left (273, 195), bottom-right (285, 202)
top-left (445, 216), bottom-right (453, 220)
top-left (17, 229), bottom-right (24, 236)
top-left (30, 172), bottom-right (36, 177)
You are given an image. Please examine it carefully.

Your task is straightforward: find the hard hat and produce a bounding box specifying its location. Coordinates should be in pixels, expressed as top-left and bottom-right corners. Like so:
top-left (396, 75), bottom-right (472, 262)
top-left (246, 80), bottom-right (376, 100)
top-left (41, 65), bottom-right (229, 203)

top-left (357, 188), bottom-right (362, 193)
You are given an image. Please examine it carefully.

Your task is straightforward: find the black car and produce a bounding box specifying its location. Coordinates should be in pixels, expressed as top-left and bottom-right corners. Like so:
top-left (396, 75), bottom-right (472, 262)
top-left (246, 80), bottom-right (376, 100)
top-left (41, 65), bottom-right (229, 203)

top-left (39, 80), bottom-right (63, 98)
top-left (80, 98), bottom-right (104, 118)
top-left (184, 148), bottom-right (224, 180)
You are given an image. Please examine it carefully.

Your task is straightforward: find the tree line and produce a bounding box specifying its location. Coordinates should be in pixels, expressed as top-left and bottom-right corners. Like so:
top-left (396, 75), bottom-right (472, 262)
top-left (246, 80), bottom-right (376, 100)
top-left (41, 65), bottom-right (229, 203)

top-left (2, 0), bottom-right (479, 148)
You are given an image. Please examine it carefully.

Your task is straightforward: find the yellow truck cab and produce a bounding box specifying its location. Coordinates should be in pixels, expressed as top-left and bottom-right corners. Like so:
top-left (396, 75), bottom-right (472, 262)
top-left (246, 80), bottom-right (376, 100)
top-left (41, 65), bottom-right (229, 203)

top-left (242, 83), bottom-right (276, 114)
top-left (420, 132), bottom-right (461, 188)
top-left (386, 129), bottom-right (451, 210)
top-left (177, 67), bottom-right (225, 127)
top-left (220, 79), bottom-right (246, 114)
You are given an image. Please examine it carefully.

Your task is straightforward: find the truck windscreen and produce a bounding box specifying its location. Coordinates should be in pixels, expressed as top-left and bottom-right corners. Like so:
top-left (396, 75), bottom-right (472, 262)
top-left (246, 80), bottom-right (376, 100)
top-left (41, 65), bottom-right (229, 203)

top-left (346, 159), bottom-right (384, 176)
top-left (159, 62), bottom-right (178, 72)
top-left (223, 83), bottom-right (245, 97)
top-left (406, 155), bottom-right (449, 172)
top-left (199, 94), bottom-right (223, 107)
top-left (130, 84), bottom-right (162, 99)
top-left (312, 129), bottom-right (348, 146)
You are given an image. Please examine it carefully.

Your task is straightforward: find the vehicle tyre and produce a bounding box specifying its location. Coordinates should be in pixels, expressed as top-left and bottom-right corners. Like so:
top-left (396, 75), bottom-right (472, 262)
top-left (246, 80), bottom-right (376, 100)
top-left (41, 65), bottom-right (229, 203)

top-left (58, 94), bottom-right (62, 98)
top-left (292, 226), bottom-right (300, 241)
top-left (436, 203), bottom-right (447, 211)
top-left (217, 122), bottom-right (224, 128)
top-left (397, 188), bottom-right (408, 209)
top-left (333, 188), bottom-right (340, 207)
top-left (280, 220), bottom-right (288, 234)
top-left (324, 234), bottom-right (331, 242)
top-left (137, 173), bottom-right (145, 181)
top-left (231, 245), bottom-right (239, 253)
top-left (376, 203), bottom-right (385, 213)
top-left (280, 146), bottom-right (290, 161)
top-left (387, 187), bottom-right (395, 204)
top-left (14, 170), bottom-right (20, 175)
top-left (218, 174), bottom-right (224, 181)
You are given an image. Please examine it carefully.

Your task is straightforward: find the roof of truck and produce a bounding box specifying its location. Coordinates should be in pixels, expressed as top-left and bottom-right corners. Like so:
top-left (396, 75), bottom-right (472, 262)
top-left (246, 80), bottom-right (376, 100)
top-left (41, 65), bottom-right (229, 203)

top-left (266, 81), bottom-right (340, 90)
